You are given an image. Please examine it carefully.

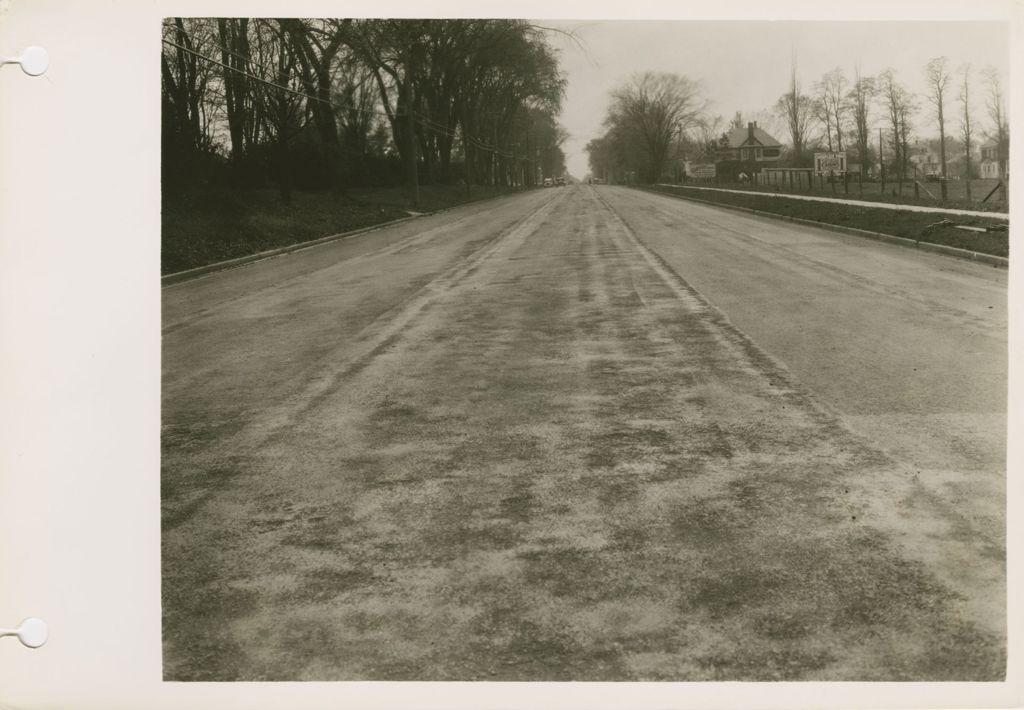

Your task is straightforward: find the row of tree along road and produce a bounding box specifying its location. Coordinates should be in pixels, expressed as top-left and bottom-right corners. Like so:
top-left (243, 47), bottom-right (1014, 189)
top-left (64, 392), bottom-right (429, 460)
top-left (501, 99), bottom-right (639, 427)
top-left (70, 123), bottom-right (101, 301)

top-left (162, 19), bottom-right (570, 205)
top-left (587, 59), bottom-right (1009, 207)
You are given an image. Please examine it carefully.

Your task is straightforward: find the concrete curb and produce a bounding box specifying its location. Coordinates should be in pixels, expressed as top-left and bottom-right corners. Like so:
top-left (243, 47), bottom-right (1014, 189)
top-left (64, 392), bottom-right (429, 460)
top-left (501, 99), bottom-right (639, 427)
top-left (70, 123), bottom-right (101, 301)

top-left (161, 188), bottom-right (533, 287)
top-left (639, 186), bottom-right (1009, 269)
top-left (653, 183), bottom-right (1009, 220)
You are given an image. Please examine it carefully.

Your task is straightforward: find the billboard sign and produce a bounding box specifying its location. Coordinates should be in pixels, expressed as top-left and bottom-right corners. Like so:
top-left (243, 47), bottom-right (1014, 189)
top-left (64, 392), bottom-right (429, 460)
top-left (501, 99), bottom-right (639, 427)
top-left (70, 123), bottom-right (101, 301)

top-left (815, 152), bottom-right (847, 175)
top-left (688, 163), bottom-right (716, 179)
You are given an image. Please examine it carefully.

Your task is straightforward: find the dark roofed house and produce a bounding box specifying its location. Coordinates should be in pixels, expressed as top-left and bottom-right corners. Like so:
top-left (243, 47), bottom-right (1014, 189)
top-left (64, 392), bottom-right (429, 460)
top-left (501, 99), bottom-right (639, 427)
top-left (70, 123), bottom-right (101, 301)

top-left (717, 122), bottom-right (783, 163)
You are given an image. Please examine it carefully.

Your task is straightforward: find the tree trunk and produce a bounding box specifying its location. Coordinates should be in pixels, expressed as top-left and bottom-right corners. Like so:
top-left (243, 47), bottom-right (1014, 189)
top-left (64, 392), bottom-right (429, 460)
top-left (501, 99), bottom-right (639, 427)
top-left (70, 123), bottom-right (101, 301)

top-left (402, 74), bottom-right (419, 204)
top-left (277, 134), bottom-right (292, 204)
top-left (965, 153), bottom-right (973, 200)
top-left (217, 19), bottom-right (249, 166)
top-left (938, 105), bottom-right (948, 201)
top-left (440, 137), bottom-right (452, 183)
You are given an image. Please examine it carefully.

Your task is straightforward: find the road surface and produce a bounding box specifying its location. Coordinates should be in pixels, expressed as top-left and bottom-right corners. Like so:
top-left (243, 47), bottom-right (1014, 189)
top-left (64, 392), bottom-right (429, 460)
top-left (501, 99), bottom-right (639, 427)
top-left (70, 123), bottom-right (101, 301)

top-left (162, 184), bottom-right (1006, 681)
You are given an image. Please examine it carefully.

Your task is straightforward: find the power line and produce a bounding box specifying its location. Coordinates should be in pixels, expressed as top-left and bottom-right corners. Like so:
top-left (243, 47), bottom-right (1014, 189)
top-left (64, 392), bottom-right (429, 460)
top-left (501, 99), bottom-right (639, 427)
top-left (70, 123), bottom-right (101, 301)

top-left (164, 38), bottom-right (538, 165)
top-left (164, 38), bottom-right (326, 106)
top-left (202, 36), bottom-right (255, 66)
top-left (188, 39), bottom-right (515, 159)
top-left (411, 112), bottom-right (516, 159)
top-left (162, 38), bottom-right (392, 120)
top-left (411, 111), bottom-right (524, 159)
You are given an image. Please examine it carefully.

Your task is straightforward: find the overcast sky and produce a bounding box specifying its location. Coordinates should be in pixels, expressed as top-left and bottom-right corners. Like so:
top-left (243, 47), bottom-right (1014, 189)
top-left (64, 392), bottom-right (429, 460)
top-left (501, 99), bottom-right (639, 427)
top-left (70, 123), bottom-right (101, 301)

top-left (542, 21), bottom-right (1010, 178)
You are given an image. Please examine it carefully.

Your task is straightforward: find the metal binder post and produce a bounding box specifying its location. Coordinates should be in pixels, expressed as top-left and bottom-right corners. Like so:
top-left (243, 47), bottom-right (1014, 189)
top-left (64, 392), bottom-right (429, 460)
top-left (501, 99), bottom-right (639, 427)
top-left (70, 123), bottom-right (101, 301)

top-left (1, 42), bottom-right (50, 653)
top-left (0, 46), bottom-right (49, 75)
top-left (0, 618), bottom-right (48, 648)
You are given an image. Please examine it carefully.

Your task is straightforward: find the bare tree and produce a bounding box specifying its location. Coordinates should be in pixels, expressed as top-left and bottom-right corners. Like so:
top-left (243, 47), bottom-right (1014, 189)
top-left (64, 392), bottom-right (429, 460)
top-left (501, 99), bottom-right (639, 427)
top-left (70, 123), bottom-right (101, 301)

top-left (161, 18), bottom-right (219, 154)
top-left (695, 114), bottom-right (724, 152)
top-left (608, 71), bottom-right (705, 183)
top-left (848, 66), bottom-right (876, 174)
top-left (897, 93), bottom-right (916, 188)
top-left (811, 67), bottom-right (847, 153)
top-left (343, 19), bottom-right (424, 190)
top-left (959, 64), bottom-right (975, 199)
top-left (812, 77), bottom-right (834, 151)
top-left (825, 68), bottom-right (848, 152)
top-left (924, 57), bottom-right (951, 200)
top-left (880, 69), bottom-right (916, 194)
top-left (982, 66), bottom-right (1009, 184)
top-left (161, 16), bottom-right (570, 208)
top-left (776, 59), bottom-right (813, 165)
top-left (668, 113), bottom-right (723, 180)
top-left (216, 18), bottom-right (254, 165)
top-left (244, 20), bottom-right (312, 203)
top-left (728, 111), bottom-right (744, 131)
top-left (280, 19), bottom-right (348, 188)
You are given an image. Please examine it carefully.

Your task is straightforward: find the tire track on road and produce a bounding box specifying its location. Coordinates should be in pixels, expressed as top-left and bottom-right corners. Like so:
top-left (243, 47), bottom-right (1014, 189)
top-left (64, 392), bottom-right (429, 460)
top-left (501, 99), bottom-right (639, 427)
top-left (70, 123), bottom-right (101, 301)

top-left (621, 187), bottom-right (1005, 330)
top-left (591, 185), bottom-right (1006, 644)
top-left (162, 185), bottom-right (1004, 681)
top-left (162, 187), bottom-right (566, 529)
top-left (591, 187), bottom-right (822, 410)
top-left (162, 196), bottom-right (546, 335)
top-left (253, 188), bottom-right (566, 435)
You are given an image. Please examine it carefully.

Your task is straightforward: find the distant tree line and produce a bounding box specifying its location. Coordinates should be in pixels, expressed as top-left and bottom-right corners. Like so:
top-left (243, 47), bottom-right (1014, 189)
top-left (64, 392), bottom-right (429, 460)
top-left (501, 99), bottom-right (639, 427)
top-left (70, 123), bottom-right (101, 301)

top-left (585, 72), bottom-right (706, 184)
top-left (162, 19), bottom-right (568, 202)
top-left (587, 57), bottom-right (1009, 197)
top-left (774, 59), bottom-right (1008, 198)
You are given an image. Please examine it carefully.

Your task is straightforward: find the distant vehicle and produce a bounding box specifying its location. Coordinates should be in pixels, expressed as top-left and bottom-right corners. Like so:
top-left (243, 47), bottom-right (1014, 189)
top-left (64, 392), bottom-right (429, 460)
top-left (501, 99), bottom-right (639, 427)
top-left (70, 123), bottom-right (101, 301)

top-left (555, 177), bottom-right (566, 186)
top-left (591, 177), bottom-right (604, 185)
top-left (543, 178), bottom-right (553, 187)
top-left (925, 174), bottom-right (947, 183)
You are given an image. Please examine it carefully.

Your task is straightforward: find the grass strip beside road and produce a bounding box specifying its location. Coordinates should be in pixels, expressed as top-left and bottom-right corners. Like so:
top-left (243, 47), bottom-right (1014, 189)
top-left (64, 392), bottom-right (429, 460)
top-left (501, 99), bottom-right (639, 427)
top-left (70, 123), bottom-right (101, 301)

top-left (646, 184), bottom-right (1009, 259)
top-left (658, 178), bottom-right (1008, 213)
top-left (162, 184), bottom-right (524, 275)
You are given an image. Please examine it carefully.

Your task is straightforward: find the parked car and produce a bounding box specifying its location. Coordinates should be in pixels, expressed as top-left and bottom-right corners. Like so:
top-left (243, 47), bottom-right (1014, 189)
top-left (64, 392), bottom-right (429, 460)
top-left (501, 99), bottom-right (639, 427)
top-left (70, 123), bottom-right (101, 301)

top-left (543, 178), bottom-right (553, 187)
top-left (555, 177), bottom-right (566, 186)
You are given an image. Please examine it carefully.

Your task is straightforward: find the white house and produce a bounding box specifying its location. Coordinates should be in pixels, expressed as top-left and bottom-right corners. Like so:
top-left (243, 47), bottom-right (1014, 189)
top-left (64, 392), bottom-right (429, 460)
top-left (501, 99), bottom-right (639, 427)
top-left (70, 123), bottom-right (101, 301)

top-left (979, 143), bottom-right (1002, 179)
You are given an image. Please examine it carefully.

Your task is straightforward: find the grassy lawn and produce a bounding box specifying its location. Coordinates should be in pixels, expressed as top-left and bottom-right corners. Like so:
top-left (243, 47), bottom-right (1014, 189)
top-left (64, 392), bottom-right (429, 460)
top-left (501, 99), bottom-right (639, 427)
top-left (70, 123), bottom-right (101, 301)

top-left (839, 178), bottom-right (1006, 207)
top-left (668, 178), bottom-right (1007, 214)
top-left (646, 184), bottom-right (1009, 259)
top-left (162, 183), bottom-right (522, 275)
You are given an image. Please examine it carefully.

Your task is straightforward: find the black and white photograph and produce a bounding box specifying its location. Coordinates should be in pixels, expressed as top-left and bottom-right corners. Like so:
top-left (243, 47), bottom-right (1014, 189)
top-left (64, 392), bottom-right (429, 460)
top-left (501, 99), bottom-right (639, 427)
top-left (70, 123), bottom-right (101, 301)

top-left (2, 1), bottom-right (1020, 707)
top-left (158, 16), bottom-right (1010, 682)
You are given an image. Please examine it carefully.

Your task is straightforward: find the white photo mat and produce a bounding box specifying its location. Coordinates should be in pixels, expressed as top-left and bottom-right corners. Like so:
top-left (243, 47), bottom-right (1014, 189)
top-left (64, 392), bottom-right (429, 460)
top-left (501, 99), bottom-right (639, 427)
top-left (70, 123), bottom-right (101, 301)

top-left (0, 0), bottom-right (1020, 707)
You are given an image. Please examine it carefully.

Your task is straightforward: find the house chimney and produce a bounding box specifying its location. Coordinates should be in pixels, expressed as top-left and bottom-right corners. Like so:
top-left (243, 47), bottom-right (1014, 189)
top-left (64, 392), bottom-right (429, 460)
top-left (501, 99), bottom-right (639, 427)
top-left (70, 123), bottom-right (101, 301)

top-left (748, 122), bottom-right (755, 141)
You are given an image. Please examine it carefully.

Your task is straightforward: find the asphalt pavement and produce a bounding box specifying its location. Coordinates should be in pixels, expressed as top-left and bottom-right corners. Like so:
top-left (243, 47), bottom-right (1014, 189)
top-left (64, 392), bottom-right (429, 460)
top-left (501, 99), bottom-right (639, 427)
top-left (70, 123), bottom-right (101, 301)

top-left (162, 184), bottom-right (1006, 681)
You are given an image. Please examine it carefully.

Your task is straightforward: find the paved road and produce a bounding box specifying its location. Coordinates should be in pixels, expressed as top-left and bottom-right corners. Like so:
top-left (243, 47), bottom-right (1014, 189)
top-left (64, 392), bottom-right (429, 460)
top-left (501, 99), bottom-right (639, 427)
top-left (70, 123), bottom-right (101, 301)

top-left (162, 184), bottom-right (1006, 681)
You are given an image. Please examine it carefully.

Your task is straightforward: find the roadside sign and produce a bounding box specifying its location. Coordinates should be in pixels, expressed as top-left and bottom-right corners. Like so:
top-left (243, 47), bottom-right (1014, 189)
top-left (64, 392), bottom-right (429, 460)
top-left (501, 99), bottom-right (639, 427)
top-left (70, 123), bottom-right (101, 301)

top-left (688, 163), bottom-right (716, 179)
top-left (815, 152), bottom-right (847, 175)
